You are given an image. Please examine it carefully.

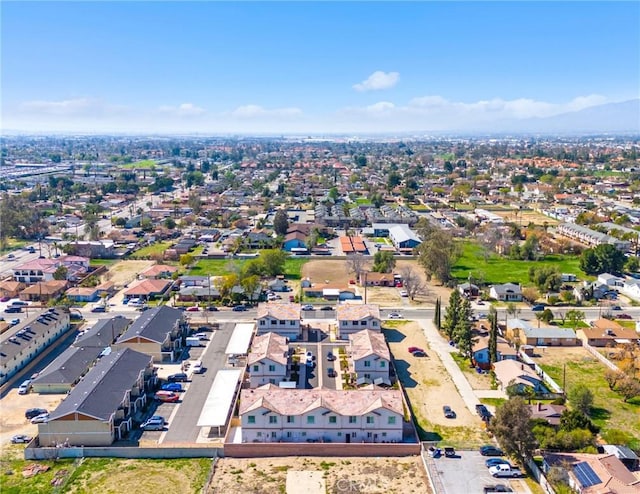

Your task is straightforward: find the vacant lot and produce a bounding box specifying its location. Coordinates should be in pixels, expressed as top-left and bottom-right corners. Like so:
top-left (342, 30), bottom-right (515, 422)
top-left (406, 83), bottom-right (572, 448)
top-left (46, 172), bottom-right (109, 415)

top-left (103, 260), bottom-right (155, 286)
top-left (0, 453), bottom-right (212, 494)
top-left (131, 241), bottom-right (174, 258)
top-left (0, 388), bottom-right (65, 446)
top-left (532, 346), bottom-right (640, 442)
top-left (209, 456), bottom-right (430, 494)
top-left (384, 321), bottom-right (490, 447)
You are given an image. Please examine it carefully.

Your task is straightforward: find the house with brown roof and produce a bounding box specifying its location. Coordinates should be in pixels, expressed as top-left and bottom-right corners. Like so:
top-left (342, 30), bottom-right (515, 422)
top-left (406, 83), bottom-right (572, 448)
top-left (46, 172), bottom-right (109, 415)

top-left (256, 303), bottom-right (302, 341)
top-left (336, 304), bottom-right (381, 339)
top-left (123, 279), bottom-right (172, 301)
top-left (349, 330), bottom-right (391, 384)
top-left (471, 334), bottom-right (518, 369)
top-left (542, 452), bottom-right (640, 493)
top-left (493, 359), bottom-right (548, 394)
top-left (19, 280), bottom-right (68, 302)
top-left (247, 332), bottom-right (290, 387)
top-left (65, 286), bottom-right (100, 303)
top-left (139, 264), bottom-right (178, 279)
top-left (0, 280), bottom-right (25, 298)
top-left (528, 402), bottom-right (566, 426)
top-left (358, 272), bottom-right (396, 287)
top-left (581, 319), bottom-right (640, 347)
top-left (239, 386), bottom-right (405, 444)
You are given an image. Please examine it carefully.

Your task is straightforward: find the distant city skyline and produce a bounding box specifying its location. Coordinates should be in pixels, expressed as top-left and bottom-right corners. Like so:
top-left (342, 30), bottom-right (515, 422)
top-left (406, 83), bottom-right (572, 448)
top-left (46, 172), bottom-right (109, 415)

top-left (2, 2), bottom-right (639, 134)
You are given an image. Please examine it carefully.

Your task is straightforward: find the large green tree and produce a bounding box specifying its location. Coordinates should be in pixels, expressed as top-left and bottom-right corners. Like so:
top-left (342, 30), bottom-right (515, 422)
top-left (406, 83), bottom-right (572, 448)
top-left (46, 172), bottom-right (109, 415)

top-left (415, 219), bottom-right (460, 283)
top-left (488, 306), bottom-right (498, 364)
top-left (580, 243), bottom-right (626, 275)
top-left (273, 210), bottom-right (289, 236)
top-left (260, 249), bottom-right (289, 277)
top-left (443, 290), bottom-right (462, 340)
top-left (372, 250), bottom-right (396, 273)
top-left (490, 397), bottom-right (537, 461)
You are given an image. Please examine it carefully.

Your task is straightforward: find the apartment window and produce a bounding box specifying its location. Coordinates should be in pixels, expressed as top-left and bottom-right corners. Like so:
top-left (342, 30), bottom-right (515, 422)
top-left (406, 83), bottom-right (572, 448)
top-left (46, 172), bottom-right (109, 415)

top-left (271, 431), bottom-right (277, 438)
top-left (361, 320), bottom-right (367, 326)
top-left (287, 416), bottom-right (294, 423)
top-left (269, 378), bottom-right (275, 384)
top-left (380, 361), bottom-right (386, 368)
top-left (302, 432), bottom-right (307, 437)
top-left (268, 365), bottom-right (276, 372)
top-left (269, 416), bottom-right (277, 424)
top-left (388, 416), bottom-right (396, 425)
top-left (349, 416), bottom-right (357, 424)
top-left (259, 320), bottom-right (265, 326)
top-left (367, 432), bottom-right (372, 438)
top-left (307, 416), bottom-right (315, 425)
top-left (372, 321), bottom-right (378, 327)
top-left (257, 431), bottom-right (262, 437)
top-left (382, 432), bottom-right (387, 437)
top-left (329, 416), bottom-right (337, 424)
top-left (366, 416), bottom-right (374, 424)
top-left (289, 320), bottom-right (296, 326)
top-left (364, 361), bottom-right (371, 368)
top-left (279, 320), bottom-right (285, 325)
top-left (253, 365), bottom-right (259, 372)
top-left (247, 416), bottom-right (256, 424)
top-left (286, 431), bottom-right (292, 438)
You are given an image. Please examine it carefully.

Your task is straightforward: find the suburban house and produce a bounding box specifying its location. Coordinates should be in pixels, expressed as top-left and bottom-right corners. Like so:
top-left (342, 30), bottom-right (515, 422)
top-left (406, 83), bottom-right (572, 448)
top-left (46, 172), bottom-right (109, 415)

top-left (471, 335), bottom-right (518, 369)
top-left (348, 330), bottom-right (391, 384)
top-left (38, 348), bottom-right (156, 447)
top-left (0, 309), bottom-right (70, 386)
top-left (255, 303), bottom-right (302, 341)
top-left (19, 280), bottom-right (69, 302)
top-left (598, 273), bottom-right (625, 288)
top-left (489, 283), bottom-right (523, 302)
top-left (239, 386), bottom-right (405, 444)
top-left (505, 319), bottom-right (578, 346)
top-left (65, 286), bottom-right (100, 303)
top-left (458, 282), bottom-right (480, 298)
top-left (139, 264), bottom-right (178, 279)
top-left (267, 278), bottom-right (290, 293)
top-left (542, 452), bottom-right (640, 494)
top-left (247, 332), bottom-right (290, 387)
top-left (0, 280), bottom-right (25, 298)
top-left (358, 272), bottom-right (397, 287)
top-left (12, 256), bottom-right (90, 284)
top-left (528, 402), bottom-right (566, 427)
top-left (581, 319), bottom-right (640, 347)
top-left (601, 445), bottom-right (640, 471)
top-left (388, 224), bottom-right (421, 251)
top-left (492, 359), bottom-right (548, 394)
top-left (283, 231), bottom-right (308, 252)
top-left (336, 304), bottom-right (381, 339)
top-left (123, 279), bottom-right (172, 301)
top-left (115, 306), bottom-right (188, 362)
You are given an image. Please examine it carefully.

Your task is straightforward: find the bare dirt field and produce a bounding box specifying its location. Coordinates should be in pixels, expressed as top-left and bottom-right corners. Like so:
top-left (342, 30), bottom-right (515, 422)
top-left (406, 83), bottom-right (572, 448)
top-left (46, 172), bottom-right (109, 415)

top-left (384, 321), bottom-right (489, 446)
top-left (301, 259), bottom-right (451, 307)
top-left (492, 210), bottom-right (559, 226)
top-left (102, 260), bottom-right (155, 286)
top-left (529, 345), bottom-right (593, 368)
top-left (0, 388), bottom-right (65, 446)
top-left (209, 456), bottom-right (430, 494)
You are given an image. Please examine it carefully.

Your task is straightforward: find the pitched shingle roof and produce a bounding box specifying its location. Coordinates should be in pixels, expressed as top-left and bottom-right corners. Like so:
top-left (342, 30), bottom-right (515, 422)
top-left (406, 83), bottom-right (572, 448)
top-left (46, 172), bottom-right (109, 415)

top-left (117, 306), bottom-right (182, 344)
top-left (336, 304), bottom-right (380, 321)
top-left (247, 332), bottom-right (288, 366)
top-left (256, 302), bottom-right (301, 320)
top-left (349, 330), bottom-right (390, 361)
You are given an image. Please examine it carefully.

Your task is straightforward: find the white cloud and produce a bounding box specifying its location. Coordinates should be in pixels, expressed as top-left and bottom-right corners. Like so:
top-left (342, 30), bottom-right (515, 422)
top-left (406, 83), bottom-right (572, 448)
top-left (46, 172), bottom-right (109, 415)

top-left (19, 98), bottom-right (127, 116)
top-left (230, 105), bottom-right (303, 119)
top-left (158, 103), bottom-right (206, 117)
top-left (353, 71), bottom-right (400, 92)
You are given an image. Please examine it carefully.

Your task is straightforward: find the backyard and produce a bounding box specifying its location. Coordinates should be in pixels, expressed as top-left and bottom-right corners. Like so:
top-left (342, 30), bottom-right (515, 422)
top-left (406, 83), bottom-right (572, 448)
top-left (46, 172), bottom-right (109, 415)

top-left (532, 346), bottom-right (640, 448)
top-left (130, 241), bottom-right (174, 258)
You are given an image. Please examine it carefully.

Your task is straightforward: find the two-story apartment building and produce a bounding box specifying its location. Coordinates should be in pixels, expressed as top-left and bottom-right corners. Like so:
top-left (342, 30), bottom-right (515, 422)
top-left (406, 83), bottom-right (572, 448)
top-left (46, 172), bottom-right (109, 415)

top-left (12, 256), bottom-right (89, 284)
top-left (239, 386), bottom-right (404, 443)
top-left (336, 305), bottom-right (381, 339)
top-left (256, 303), bottom-right (302, 341)
top-left (38, 348), bottom-right (155, 447)
top-left (115, 306), bottom-right (188, 362)
top-left (349, 330), bottom-right (391, 384)
top-left (247, 332), bottom-right (290, 387)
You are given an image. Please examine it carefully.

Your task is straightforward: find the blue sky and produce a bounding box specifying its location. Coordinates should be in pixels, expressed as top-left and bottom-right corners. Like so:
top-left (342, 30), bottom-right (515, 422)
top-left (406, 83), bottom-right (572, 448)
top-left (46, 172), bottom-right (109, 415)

top-left (2, 1), bottom-right (639, 133)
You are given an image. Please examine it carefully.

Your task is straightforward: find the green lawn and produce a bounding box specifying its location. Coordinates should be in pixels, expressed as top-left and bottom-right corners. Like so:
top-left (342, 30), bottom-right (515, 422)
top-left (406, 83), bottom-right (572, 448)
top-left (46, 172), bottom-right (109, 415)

top-left (0, 238), bottom-right (28, 255)
top-left (89, 259), bottom-right (119, 267)
top-left (539, 360), bottom-right (640, 446)
top-left (354, 197), bottom-right (372, 205)
top-left (452, 240), bottom-right (588, 285)
top-left (122, 159), bottom-right (157, 169)
top-left (131, 241), bottom-right (174, 258)
top-left (189, 257), bottom-right (308, 279)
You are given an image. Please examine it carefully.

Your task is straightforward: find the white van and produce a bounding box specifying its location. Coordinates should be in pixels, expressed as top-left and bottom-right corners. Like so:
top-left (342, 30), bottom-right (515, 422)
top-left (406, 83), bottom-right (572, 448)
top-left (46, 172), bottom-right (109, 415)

top-left (18, 380), bottom-right (32, 395)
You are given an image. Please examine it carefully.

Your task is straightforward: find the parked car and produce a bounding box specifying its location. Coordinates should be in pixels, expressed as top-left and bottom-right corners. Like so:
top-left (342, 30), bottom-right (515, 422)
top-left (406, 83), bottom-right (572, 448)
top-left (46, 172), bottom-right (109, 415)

top-left (408, 346), bottom-right (425, 354)
top-left (154, 391), bottom-right (180, 403)
top-left (167, 372), bottom-right (189, 382)
top-left (327, 368), bottom-right (337, 378)
top-left (489, 465), bottom-right (524, 478)
top-left (161, 382), bottom-right (183, 392)
top-left (18, 380), bottom-right (32, 395)
top-left (413, 351), bottom-right (427, 357)
top-left (232, 305), bottom-right (247, 312)
top-left (612, 305), bottom-right (622, 310)
top-left (617, 313), bottom-right (632, 319)
top-left (476, 404), bottom-right (492, 421)
top-left (191, 361), bottom-right (204, 374)
top-left (399, 290), bottom-right (408, 297)
top-left (301, 304), bottom-right (314, 311)
top-left (483, 484), bottom-right (513, 493)
top-left (4, 306), bottom-right (21, 313)
top-left (444, 447), bottom-right (457, 458)
top-left (320, 306), bottom-right (334, 311)
top-left (30, 413), bottom-right (50, 424)
top-left (442, 405), bottom-right (456, 419)
top-left (186, 306), bottom-right (200, 312)
top-left (486, 458), bottom-right (511, 468)
top-left (11, 434), bottom-right (32, 444)
top-left (10, 319), bottom-right (20, 326)
top-left (0, 296), bottom-right (10, 302)
top-left (10, 300), bottom-right (28, 306)
top-left (480, 445), bottom-right (505, 456)
top-left (141, 415), bottom-right (166, 431)
top-left (388, 312), bottom-right (403, 319)
top-left (327, 352), bottom-right (336, 361)
top-left (206, 306), bottom-right (218, 311)
top-left (531, 304), bottom-right (545, 311)
top-left (25, 408), bottom-right (48, 420)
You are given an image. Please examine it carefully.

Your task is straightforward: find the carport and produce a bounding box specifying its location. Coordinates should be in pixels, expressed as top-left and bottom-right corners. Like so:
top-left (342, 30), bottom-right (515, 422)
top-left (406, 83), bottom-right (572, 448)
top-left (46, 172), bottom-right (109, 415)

top-left (224, 323), bottom-right (254, 365)
top-left (196, 369), bottom-right (243, 436)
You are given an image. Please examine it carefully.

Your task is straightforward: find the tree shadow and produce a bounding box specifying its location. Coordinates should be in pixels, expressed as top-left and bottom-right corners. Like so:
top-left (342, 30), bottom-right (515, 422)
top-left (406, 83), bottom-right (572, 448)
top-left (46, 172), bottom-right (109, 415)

top-left (590, 407), bottom-right (611, 421)
top-left (383, 328), bottom-right (406, 343)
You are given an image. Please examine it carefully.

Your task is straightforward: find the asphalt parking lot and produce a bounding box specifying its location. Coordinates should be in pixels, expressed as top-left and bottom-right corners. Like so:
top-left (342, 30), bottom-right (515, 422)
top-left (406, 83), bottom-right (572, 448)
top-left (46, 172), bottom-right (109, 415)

top-left (426, 450), bottom-right (526, 494)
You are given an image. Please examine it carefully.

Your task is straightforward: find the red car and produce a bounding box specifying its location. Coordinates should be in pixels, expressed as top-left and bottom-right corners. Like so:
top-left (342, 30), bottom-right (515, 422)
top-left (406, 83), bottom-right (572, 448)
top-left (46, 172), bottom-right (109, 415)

top-left (185, 306), bottom-right (199, 312)
top-left (154, 391), bottom-right (180, 403)
top-left (408, 346), bottom-right (425, 354)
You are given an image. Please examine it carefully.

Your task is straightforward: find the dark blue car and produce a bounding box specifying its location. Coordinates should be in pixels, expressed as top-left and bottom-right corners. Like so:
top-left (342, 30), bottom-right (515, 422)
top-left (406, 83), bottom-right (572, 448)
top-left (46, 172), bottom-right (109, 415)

top-left (161, 382), bottom-right (183, 392)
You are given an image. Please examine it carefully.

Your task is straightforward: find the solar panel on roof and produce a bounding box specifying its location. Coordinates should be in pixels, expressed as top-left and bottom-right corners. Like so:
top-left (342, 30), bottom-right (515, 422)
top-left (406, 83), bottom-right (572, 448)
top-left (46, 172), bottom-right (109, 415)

top-left (574, 461), bottom-right (601, 488)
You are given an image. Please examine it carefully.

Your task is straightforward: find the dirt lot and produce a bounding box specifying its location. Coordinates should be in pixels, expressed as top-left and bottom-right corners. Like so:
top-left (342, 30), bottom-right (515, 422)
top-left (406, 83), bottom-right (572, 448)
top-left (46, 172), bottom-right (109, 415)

top-left (302, 259), bottom-right (451, 307)
top-left (384, 321), bottom-right (489, 446)
top-left (0, 388), bottom-right (65, 446)
top-left (491, 209), bottom-right (559, 226)
top-left (102, 260), bottom-right (155, 286)
top-left (209, 456), bottom-right (430, 494)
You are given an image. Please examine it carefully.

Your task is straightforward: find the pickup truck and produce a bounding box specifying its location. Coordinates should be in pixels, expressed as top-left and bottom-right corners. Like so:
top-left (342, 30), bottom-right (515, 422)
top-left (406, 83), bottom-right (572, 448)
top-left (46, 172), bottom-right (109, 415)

top-left (489, 464), bottom-right (525, 478)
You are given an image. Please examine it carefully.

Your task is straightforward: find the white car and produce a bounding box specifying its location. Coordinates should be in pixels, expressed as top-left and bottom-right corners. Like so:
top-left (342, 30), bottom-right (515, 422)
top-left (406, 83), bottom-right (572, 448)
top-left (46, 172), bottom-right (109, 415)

top-left (399, 290), bottom-right (408, 297)
top-left (388, 312), bottom-right (403, 319)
